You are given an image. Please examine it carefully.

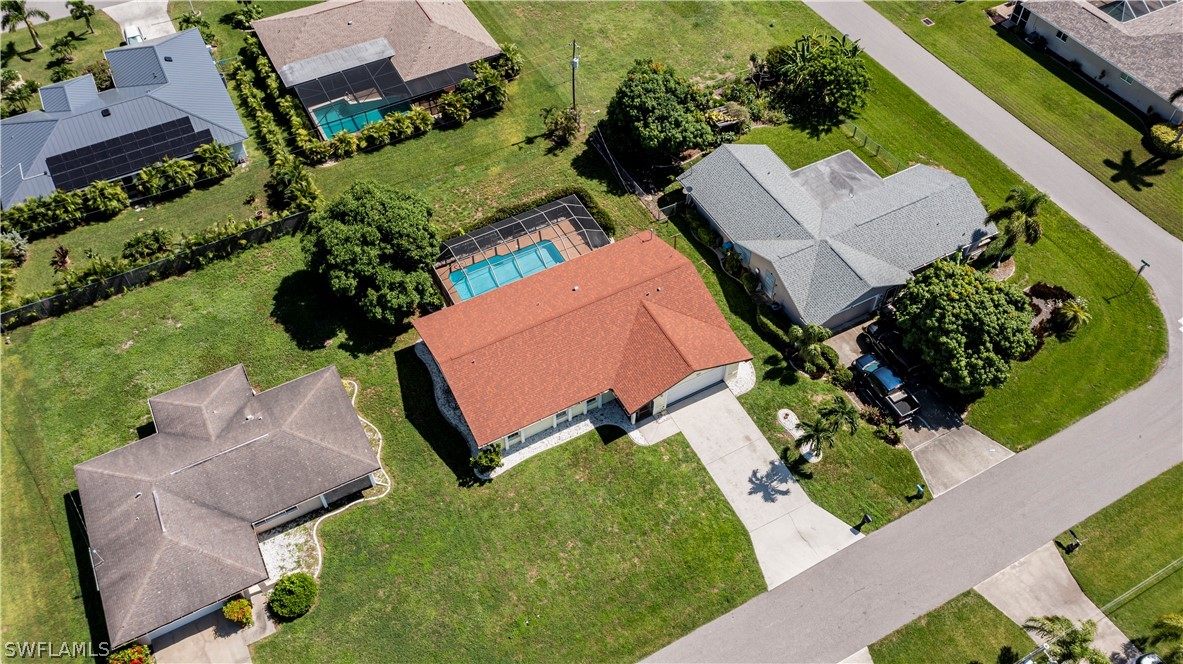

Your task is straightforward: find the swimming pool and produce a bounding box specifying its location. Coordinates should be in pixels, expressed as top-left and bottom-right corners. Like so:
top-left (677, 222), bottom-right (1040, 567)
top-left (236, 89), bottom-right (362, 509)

top-left (311, 98), bottom-right (409, 138)
top-left (450, 240), bottom-right (565, 301)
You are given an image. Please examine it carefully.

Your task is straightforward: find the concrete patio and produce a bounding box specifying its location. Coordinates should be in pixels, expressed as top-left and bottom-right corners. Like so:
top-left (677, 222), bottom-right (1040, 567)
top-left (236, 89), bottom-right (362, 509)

top-left (667, 385), bottom-right (861, 589)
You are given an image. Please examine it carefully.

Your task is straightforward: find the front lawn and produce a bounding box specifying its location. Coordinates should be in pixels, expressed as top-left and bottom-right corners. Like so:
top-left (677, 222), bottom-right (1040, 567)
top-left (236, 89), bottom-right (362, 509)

top-left (874, 1), bottom-right (1183, 240)
top-left (1057, 463), bottom-right (1183, 643)
top-left (869, 590), bottom-right (1034, 664)
top-left (1, 11), bottom-right (123, 102)
top-left (0, 236), bottom-right (765, 661)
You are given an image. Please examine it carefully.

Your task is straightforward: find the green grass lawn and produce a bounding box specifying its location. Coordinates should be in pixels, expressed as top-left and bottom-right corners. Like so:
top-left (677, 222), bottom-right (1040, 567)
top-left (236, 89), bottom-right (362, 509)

top-left (870, 590), bottom-right (1034, 664)
top-left (0, 236), bottom-right (765, 661)
top-left (874, 1), bottom-right (1183, 240)
top-left (1057, 463), bottom-right (1183, 643)
top-left (1, 11), bottom-right (123, 105)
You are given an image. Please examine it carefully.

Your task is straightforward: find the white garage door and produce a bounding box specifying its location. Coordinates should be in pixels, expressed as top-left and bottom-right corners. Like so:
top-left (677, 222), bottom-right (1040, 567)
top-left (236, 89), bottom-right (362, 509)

top-left (665, 366), bottom-right (727, 405)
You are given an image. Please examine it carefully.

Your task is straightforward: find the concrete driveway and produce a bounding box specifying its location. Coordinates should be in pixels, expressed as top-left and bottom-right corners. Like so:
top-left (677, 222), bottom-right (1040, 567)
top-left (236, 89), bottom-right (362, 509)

top-left (102, 1), bottom-right (175, 41)
top-left (153, 595), bottom-right (275, 664)
top-left (975, 542), bottom-right (1133, 661)
top-left (668, 386), bottom-right (861, 589)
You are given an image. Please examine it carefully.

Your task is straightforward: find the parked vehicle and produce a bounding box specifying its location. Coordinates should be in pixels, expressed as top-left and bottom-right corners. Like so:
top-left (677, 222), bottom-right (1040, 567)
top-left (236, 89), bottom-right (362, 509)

top-left (861, 321), bottom-right (921, 378)
top-left (123, 25), bottom-right (144, 45)
top-left (853, 353), bottom-right (921, 425)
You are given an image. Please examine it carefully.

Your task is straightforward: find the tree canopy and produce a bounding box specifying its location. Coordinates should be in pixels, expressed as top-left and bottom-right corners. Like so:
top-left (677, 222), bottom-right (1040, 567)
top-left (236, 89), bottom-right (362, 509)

top-left (764, 33), bottom-right (871, 135)
top-left (604, 59), bottom-right (714, 162)
top-left (894, 260), bottom-right (1036, 394)
top-left (302, 182), bottom-right (441, 326)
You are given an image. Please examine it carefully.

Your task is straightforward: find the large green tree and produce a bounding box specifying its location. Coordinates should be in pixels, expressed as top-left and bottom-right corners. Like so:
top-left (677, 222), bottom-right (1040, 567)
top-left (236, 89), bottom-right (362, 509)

top-left (894, 260), bottom-right (1036, 394)
top-left (303, 181), bottom-right (441, 326)
top-left (604, 59), bottom-right (714, 162)
top-left (766, 32), bottom-right (871, 135)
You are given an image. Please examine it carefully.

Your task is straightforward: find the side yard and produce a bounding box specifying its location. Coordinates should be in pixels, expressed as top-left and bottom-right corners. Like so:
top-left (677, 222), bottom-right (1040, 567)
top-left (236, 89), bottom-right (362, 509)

top-left (0, 10), bottom-right (122, 100)
top-left (869, 590), bottom-right (1033, 664)
top-left (874, 1), bottom-right (1183, 240)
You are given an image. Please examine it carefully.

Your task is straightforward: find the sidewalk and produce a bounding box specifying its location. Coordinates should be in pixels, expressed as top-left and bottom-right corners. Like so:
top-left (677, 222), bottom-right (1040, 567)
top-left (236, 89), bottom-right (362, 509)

top-left (667, 385), bottom-right (861, 589)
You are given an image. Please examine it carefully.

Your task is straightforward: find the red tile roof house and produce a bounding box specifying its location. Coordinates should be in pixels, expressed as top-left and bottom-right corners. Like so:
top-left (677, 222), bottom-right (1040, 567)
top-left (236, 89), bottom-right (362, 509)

top-left (73, 365), bottom-right (380, 648)
top-left (414, 232), bottom-right (752, 470)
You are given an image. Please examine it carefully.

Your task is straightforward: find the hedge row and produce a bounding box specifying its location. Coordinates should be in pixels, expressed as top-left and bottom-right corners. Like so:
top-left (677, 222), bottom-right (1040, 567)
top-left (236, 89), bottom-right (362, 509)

top-left (441, 186), bottom-right (617, 242)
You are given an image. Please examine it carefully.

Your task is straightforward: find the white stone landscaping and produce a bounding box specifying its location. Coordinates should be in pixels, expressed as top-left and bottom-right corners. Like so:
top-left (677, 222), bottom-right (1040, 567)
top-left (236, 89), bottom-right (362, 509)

top-left (777, 409), bottom-right (805, 439)
top-left (726, 360), bottom-right (756, 396)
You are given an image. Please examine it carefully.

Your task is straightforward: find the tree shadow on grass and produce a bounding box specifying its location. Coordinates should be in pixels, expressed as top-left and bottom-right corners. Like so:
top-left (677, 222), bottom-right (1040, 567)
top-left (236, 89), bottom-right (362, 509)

top-left (393, 344), bottom-right (483, 488)
top-left (569, 142), bottom-right (634, 199)
top-left (1104, 150), bottom-right (1166, 191)
top-left (270, 269), bottom-right (402, 357)
top-left (63, 491), bottom-right (109, 649)
top-left (779, 446), bottom-right (814, 481)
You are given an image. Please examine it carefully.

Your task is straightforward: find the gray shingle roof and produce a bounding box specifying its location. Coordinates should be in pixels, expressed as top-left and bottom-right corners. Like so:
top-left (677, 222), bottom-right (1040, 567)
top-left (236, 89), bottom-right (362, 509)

top-left (1022, 0), bottom-right (1183, 103)
top-left (0, 29), bottom-right (248, 209)
top-left (74, 365), bottom-right (379, 646)
top-left (679, 144), bottom-right (993, 324)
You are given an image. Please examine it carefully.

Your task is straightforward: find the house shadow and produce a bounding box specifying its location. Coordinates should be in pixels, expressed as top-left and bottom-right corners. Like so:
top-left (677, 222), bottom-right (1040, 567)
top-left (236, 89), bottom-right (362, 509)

top-left (393, 344), bottom-right (483, 487)
top-left (596, 424), bottom-right (629, 445)
top-left (1103, 149), bottom-right (1167, 191)
top-left (747, 460), bottom-right (792, 503)
top-left (270, 269), bottom-right (400, 357)
top-left (63, 491), bottom-right (110, 651)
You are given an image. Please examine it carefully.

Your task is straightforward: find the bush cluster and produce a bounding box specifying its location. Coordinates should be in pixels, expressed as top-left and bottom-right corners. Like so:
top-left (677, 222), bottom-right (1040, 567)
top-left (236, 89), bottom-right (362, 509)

top-left (269, 573), bottom-right (318, 620)
top-left (222, 598), bottom-right (254, 627)
top-left (122, 228), bottom-right (174, 261)
top-left (471, 446), bottom-right (504, 474)
top-left (108, 644), bottom-right (154, 664)
top-left (1149, 123), bottom-right (1183, 158)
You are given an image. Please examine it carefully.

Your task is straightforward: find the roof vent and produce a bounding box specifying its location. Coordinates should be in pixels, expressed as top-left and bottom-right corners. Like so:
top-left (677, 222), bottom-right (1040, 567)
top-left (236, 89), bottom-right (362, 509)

top-left (572, 286), bottom-right (579, 292)
top-left (101, 109), bottom-right (111, 117)
top-left (134, 491), bottom-right (142, 499)
top-left (164, 56), bottom-right (173, 62)
top-left (347, 20), bottom-right (353, 25)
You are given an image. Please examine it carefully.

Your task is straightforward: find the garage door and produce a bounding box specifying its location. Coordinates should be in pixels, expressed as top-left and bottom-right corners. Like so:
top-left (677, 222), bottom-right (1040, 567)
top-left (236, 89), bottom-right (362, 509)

top-left (665, 366), bottom-right (727, 405)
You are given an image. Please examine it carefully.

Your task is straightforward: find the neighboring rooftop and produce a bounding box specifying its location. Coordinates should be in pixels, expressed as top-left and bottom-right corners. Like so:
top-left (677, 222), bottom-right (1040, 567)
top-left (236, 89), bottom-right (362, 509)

top-left (1023, 0), bottom-right (1183, 102)
top-left (0, 29), bottom-right (248, 209)
top-left (415, 233), bottom-right (752, 446)
top-left (252, 0), bottom-right (501, 90)
top-left (74, 365), bottom-right (379, 646)
top-left (678, 145), bottom-right (993, 324)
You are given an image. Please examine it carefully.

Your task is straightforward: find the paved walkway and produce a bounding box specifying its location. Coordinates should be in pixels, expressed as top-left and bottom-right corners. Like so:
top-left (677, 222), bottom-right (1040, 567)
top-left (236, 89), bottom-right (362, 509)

top-left (648, 2), bottom-right (1181, 661)
top-left (669, 386), bottom-right (861, 590)
top-left (975, 543), bottom-right (1133, 661)
top-left (102, 1), bottom-right (175, 41)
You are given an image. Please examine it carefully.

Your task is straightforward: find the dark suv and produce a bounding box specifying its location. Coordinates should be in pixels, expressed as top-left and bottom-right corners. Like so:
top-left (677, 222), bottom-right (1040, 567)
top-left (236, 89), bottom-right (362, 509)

top-left (861, 322), bottom-right (921, 379)
top-left (853, 353), bottom-right (921, 425)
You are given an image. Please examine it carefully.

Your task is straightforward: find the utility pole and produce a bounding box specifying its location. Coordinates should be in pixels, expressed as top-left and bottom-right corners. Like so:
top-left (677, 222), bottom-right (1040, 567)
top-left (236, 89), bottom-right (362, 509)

top-left (570, 40), bottom-right (580, 110)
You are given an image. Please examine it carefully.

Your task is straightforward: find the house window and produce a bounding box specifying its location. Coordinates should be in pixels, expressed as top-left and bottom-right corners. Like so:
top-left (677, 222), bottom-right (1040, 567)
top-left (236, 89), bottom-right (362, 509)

top-left (506, 431), bottom-right (523, 446)
top-left (1054, 30), bottom-right (1068, 42)
top-left (555, 409), bottom-right (570, 426)
top-left (585, 396), bottom-right (600, 412)
top-left (1119, 72), bottom-right (1134, 85)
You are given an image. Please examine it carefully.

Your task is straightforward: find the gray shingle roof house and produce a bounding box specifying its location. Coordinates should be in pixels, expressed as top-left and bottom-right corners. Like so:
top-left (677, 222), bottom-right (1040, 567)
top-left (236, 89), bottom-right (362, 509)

top-left (679, 145), bottom-right (994, 331)
top-left (0, 29), bottom-right (248, 209)
top-left (251, 0), bottom-right (501, 138)
top-left (74, 365), bottom-right (379, 647)
top-left (1014, 0), bottom-right (1183, 122)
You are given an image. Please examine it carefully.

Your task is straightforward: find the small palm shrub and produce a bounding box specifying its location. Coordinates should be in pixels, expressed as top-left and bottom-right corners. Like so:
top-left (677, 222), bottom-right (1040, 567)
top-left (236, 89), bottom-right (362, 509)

top-left (122, 228), bottom-right (174, 260)
top-left (471, 446), bottom-right (503, 474)
top-left (108, 644), bottom-right (154, 664)
top-left (1149, 123), bottom-right (1183, 158)
top-left (269, 572), bottom-right (318, 619)
top-left (222, 598), bottom-right (254, 627)
top-left (193, 142), bottom-right (235, 180)
top-left (50, 64), bottom-right (76, 83)
top-left (83, 179), bottom-right (129, 216)
top-left (494, 42), bottom-right (523, 79)
top-left (159, 156), bottom-right (198, 191)
top-left (437, 92), bottom-right (471, 125)
top-left (540, 106), bottom-right (581, 147)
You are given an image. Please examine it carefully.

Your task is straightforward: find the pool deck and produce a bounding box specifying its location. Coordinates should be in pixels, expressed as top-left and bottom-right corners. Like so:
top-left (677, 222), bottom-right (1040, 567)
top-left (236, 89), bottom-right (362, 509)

top-left (434, 218), bottom-right (596, 304)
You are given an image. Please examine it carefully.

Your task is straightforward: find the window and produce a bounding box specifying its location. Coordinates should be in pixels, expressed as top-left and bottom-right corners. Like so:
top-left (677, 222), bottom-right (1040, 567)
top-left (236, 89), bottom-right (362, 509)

top-left (555, 409), bottom-right (570, 425)
top-left (1119, 72), bottom-right (1134, 85)
top-left (585, 396), bottom-right (600, 412)
top-left (506, 431), bottom-right (523, 446)
top-left (1054, 30), bottom-right (1068, 42)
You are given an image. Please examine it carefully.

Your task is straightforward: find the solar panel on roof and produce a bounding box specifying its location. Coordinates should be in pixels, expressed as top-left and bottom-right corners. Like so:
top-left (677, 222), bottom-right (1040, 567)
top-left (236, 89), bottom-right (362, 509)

top-left (46, 118), bottom-right (213, 192)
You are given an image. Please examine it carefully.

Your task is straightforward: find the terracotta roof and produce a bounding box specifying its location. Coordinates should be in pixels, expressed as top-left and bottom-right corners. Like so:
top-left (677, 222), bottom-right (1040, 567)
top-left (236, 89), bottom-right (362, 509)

top-left (414, 233), bottom-right (752, 446)
top-left (75, 365), bottom-right (379, 646)
top-left (252, 0), bottom-right (500, 85)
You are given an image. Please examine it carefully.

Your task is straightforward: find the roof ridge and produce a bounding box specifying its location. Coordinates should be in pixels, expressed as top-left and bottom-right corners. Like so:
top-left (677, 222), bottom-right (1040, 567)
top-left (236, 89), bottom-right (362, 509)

top-left (165, 533), bottom-right (264, 578)
top-left (825, 171), bottom-right (958, 234)
top-left (113, 543), bottom-right (167, 641)
top-left (639, 300), bottom-right (693, 368)
top-left (282, 426), bottom-right (378, 469)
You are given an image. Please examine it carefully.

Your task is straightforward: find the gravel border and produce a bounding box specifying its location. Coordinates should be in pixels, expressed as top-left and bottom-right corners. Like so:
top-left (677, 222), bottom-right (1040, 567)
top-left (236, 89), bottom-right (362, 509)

top-left (727, 360), bottom-right (756, 396)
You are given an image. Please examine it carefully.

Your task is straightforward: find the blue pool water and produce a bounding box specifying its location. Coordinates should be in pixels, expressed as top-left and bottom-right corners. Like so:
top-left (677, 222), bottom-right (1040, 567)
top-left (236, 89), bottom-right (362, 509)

top-left (450, 240), bottom-right (565, 300)
top-left (312, 98), bottom-right (410, 138)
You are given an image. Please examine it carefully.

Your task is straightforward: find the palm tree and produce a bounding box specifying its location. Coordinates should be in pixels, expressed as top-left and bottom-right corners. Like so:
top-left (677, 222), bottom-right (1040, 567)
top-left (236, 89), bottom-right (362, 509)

top-left (50, 35), bottom-right (75, 63)
top-left (1055, 297), bottom-right (1091, 331)
top-left (66, 0), bottom-right (95, 34)
top-left (796, 417), bottom-right (838, 461)
top-left (1146, 613), bottom-right (1183, 664)
top-left (817, 395), bottom-right (860, 435)
top-left (1169, 89), bottom-right (1183, 146)
top-left (1023, 616), bottom-right (1108, 664)
top-left (49, 245), bottom-right (70, 273)
top-left (1, 0), bottom-right (51, 50)
top-left (3, 78), bottom-right (34, 111)
top-left (49, 63), bottom-right (76, 83)
top-left (787, 323), bottom-right (832, 367)
top-left (996, 184), bottom-right (1049, 245)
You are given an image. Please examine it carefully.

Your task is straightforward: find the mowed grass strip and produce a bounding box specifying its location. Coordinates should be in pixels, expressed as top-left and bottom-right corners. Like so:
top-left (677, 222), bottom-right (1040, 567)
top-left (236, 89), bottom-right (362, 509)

top-left (1057, 463), bottom-right (1183, 641)
top-left (1, 236), bottom-right (764, 661)
top-left (1, 11), bottom-right (123, 97)
top-left (870, 590), bottom-right (1034, 664)
top-left (874, 1), bottom-right (1183, 239)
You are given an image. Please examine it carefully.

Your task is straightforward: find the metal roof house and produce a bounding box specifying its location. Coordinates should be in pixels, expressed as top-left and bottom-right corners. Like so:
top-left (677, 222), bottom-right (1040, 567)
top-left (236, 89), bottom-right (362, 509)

top-left (0, 29), bottom-right (248, 210)
top-left (74, 365), bottom-right (380, 647)
top-left (252, 0), bottom-right (501, 138)
top-left (679, 145), bottom-right (995, 332)
top-left (1012, 0), bottom-right (1183, 122)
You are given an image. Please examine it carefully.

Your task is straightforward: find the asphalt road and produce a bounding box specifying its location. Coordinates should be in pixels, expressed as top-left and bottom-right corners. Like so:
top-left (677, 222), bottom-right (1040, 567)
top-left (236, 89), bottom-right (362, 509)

top-left (649, 2), bottom-right (1182, 662)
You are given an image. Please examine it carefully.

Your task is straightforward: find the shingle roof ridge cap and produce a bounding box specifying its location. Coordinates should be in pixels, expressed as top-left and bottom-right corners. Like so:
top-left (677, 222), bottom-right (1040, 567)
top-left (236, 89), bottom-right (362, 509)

top-left (256, 367), bottom-right (330, 429)
top-left (109, 541), bottom-right (167, 643)
top-left (73, 430), bottom-right (209, 471)
top-left (427, 240), bottom-right (688, 361)
top-left (254, 0), bottom-right (365, 23)
top-left (163, 528), bottom-right (265, 578)
top-left (827, 236), bottom-right (909, 281)
top-left (638, 300), bottom-right (695, 368)
top-left (281, 423), bottom-right (379, 470)
top-left (829, 169), bottom-right (965, 234)
top-left (727, 143), bottom-right (820, 238)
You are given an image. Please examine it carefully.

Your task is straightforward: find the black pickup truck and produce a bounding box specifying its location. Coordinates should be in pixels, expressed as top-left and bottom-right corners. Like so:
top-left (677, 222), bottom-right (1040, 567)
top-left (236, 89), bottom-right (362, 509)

top-left (853, 353), bottom-right (921, 425)
top-left (861, 322), bottom-right (921, 379)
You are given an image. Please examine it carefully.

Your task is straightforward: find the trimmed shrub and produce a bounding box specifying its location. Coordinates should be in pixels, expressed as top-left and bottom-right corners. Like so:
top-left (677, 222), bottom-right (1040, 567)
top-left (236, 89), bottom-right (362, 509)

top-left (756, 303), bottom-right (795, 352)
top-left (722, 249), bottom-right (743, 276)
top-left (269, 572), bottom-right (318, 619)
top-left (820, 344), bottom-right (841, 372)
top-left (471, 446), bottom-right (503, 474)
top-left (860, 406), bottom-right (886, 426)
top-left (437, 91), bottom-right (471, 125)
top-left (829, 364), bottom-right (854, 390)
top-left (741, 271), bottom-right (759, 294)
top-left (222, 598), bottom-right (254, 627)
top-left (1149, 123), bottom-right (1183, 158)
top-left (122, 228), bottom-right (174, 261)
top-left (108, 644), bottom-right (154, 664)
top-left (81, 58), bottom-right (112, 90)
